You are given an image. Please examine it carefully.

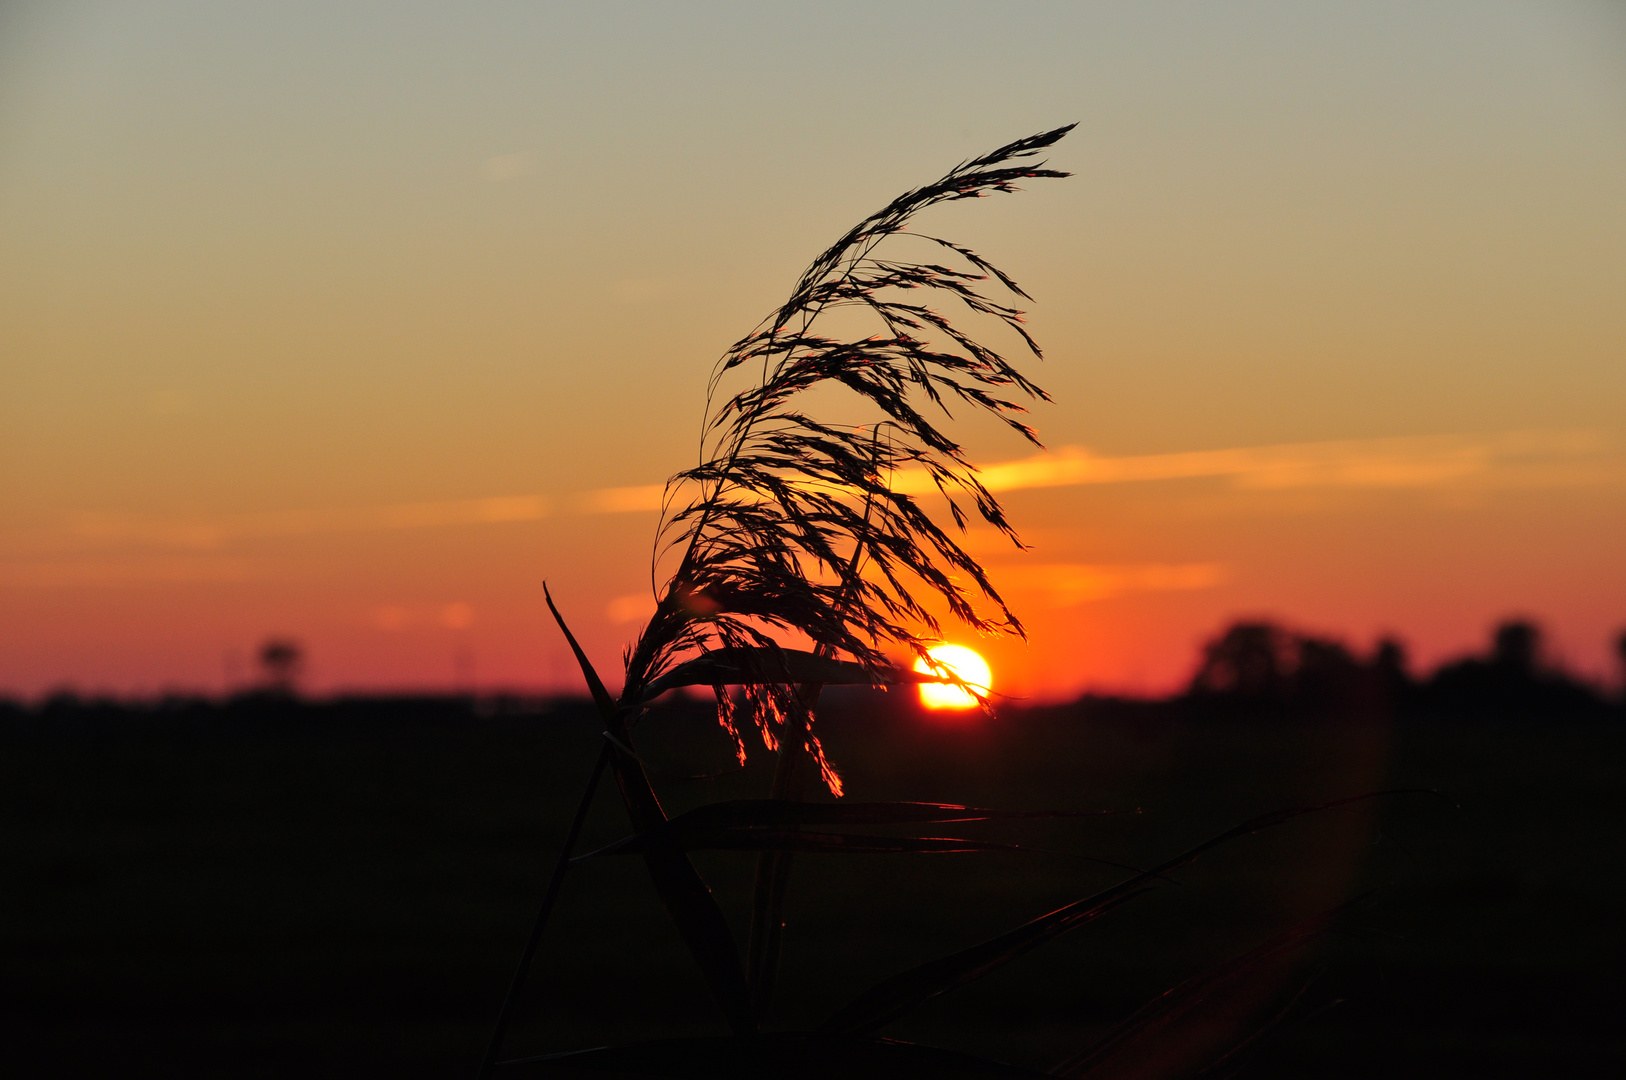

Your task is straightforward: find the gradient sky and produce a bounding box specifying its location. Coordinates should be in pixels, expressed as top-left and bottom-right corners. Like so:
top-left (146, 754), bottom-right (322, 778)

top-left (3, 1), bottom-right (1624, 700)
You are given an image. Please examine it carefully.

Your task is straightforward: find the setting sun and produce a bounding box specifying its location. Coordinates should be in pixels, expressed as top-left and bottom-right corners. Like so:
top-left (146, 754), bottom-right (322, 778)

top-left (914, 644), bottom-right (992, 710)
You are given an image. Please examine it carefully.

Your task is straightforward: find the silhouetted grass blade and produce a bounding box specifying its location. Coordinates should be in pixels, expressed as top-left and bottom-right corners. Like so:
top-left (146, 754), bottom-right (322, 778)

top-left (546, 587), bottom-right (757, 1035)
top-left (572, 800), bottom-right (1118, 858)
top-left (821, 795), bottom-right (1407, 1035)
top-left (497, 1033), bottom-right (1052, 1078)
top-left (631, 839), bottom-right (757, 1035)
top-left (676, 798), bottom-right (1125, 829)
top-left (576, 799), bottom-right (1123, 859)
top-left (576, 829), bottom-right (1024, 860)
top-left (820, 889), bottom-right (1152, 1037)
top-left (544, 584), bottom-right (617, 716)
top-left (1052, 898), bottom-right (1370, 1079)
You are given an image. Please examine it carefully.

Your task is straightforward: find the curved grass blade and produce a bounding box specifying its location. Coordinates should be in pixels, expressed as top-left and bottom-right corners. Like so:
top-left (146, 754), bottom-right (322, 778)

top-left (545, 585), bottom-right (756, 1036)
top-left (821, 889), bottom-right (1151, 1037)
top-left (747, 677), bottom-right (827, 1020)
top-left (497, 1033), bottom-right (1052, 1078)
top-left (1188, 981), bottom-right (1318, 1080)
top-left (821, 794), bottom-right (1412, 1035)
top-left (1052, 897), bottom-right (1370, 1079)
top-left (577, 829), bottom-right (1025, 860)
top-left (544, 583), bottom-right (617, 716)
top-left (676, 798), bottom-right (1128, 830)
top-left (576, 799), bottom-right (1128, 860)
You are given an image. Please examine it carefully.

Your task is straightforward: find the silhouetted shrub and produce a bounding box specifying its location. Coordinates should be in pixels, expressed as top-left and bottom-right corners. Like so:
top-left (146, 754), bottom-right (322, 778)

top-left (1186, 621), bottom-right (1383, 717)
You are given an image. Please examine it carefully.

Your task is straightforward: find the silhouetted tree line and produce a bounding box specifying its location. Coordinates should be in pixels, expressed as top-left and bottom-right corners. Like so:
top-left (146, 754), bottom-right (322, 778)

top-left (0, 689), bottom-right (574, 734)
top-left (1184, 618), bottom-right (1626, 720)
top-left (2, 620), bottom-right (1622, 724)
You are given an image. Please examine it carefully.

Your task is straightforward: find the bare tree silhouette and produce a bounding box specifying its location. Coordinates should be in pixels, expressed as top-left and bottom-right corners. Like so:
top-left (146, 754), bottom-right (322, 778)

top-left (256, 639), bottom-right (303, 697)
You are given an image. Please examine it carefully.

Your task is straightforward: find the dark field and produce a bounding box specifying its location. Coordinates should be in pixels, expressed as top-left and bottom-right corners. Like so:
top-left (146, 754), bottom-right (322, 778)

top-left (3, 692), bottom-right (1623, 1078)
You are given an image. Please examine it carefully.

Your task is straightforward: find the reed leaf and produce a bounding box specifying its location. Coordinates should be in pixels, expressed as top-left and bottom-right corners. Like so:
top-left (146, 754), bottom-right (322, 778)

top-left (660, 798), bottom-right (1123, 830)
top-left (639, 645), bottom-right (942, 702)
top-left (545, 586), bottom-right (756, 1035)
top-left (577, 830), bottom-right (1025, 860)
top-left (574, 799), bottom-right (1127, 862)
top-left (572, 796), bottom-right (1118, 845)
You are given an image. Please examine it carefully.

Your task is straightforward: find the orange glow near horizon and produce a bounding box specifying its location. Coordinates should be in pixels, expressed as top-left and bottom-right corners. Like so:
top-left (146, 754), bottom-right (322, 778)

top-left (1, 7), bottom-right (1623, 699)
top-left (915, 645), bottom-right (992, 710)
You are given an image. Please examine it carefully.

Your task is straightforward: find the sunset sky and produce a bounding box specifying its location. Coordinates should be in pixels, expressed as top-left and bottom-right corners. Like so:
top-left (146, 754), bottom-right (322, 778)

top-left (3, 2), bottom-right (1624, 700)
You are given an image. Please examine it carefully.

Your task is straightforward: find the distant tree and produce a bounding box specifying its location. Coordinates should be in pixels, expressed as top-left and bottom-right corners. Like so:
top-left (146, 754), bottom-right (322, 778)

top-left (1291, 636), bottom-right (1364, 709)
top-left (1372, 637), bottom-right (1409, 684)
top-left (1370, 636), bottom-right (1415, 710)
top-left (1188, 621), bottom-right (1380, 716)
top-left (1491, 620), bottom-right (1541, 675)
top-left (1189, 622), bottom-right (1295, 701)
top-left (257, 639), bottom-right (304, 697)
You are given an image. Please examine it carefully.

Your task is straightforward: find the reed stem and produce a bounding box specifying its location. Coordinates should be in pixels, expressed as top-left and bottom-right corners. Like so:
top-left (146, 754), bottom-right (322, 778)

top-left (745, 682), bottom-right (823, 1020)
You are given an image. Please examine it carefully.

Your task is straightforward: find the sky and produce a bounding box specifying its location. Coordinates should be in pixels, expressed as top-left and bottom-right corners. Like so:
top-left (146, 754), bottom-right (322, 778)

top-left (2, 1), bottom-right (1624, 700)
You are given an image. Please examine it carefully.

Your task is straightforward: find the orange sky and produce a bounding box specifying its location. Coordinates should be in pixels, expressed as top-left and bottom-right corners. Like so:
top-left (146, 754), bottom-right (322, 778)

top-left (3, 3), bottom-right (1624, 700)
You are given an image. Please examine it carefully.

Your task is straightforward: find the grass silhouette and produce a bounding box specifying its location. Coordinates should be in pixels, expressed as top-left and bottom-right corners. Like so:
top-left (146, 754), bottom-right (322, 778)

top-left (479, 127), bottom-right (1389, 1079)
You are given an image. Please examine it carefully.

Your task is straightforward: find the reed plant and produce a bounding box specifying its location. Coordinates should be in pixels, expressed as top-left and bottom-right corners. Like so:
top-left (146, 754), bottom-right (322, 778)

top-left (479, 126), bottom-right (1372, 1079)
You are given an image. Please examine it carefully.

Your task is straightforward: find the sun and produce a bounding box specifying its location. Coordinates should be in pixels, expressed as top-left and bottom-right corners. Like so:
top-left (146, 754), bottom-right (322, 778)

top-left (914, 644), bottom-right (992, 710)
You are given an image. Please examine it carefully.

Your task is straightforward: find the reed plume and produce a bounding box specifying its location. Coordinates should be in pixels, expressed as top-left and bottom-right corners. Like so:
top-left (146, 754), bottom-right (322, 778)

top-left (619, 124), bottom-right (1076, 788)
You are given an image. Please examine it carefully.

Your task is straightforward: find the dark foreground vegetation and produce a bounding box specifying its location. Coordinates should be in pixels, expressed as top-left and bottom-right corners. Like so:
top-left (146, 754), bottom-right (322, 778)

top-left (3, 620), bottom-right (1623, 1079)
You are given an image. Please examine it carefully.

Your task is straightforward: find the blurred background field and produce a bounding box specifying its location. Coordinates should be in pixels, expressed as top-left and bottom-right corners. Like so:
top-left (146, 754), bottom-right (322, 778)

top-left (3, 677), bottom-right (1623, 1078)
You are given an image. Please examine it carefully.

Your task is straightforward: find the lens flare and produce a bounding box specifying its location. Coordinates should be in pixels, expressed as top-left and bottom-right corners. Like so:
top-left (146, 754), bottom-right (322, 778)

top-left (914, 644), bottom-right (991, 710)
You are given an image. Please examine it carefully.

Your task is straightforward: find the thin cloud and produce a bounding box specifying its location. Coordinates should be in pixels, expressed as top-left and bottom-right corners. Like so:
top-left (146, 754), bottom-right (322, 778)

top-left (23, 430), bottom-right (1615, 564)
top-left (893, 430), bottom-right (1613, 496)
top-left (992, 562), bottom-right (1230, 606)
top-left (65, 495), bottom-right (552, 549)
top-left (578, 485), bottom-right (665, 515)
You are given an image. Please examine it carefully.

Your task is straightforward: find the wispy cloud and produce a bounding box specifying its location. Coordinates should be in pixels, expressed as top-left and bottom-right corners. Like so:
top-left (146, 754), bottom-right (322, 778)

top-left (63, 494), bottom-right (554, 550)
top-left (580, 485), bottom-right (665, 515)
top-left (894, 430), bottom-right (1615, 496)
top-left (991, 562), bottom-right (1229, 606)
top-left (10, 430), bottom-right (1614, 571)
